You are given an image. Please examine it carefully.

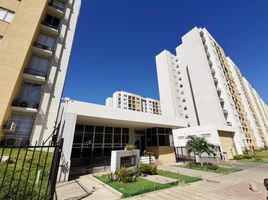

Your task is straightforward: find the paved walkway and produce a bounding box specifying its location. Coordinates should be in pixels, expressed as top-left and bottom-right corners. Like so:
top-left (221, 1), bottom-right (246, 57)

top-left (128, 162), bottom-right (268, 200)
top-left (56, 162), bottom-right (268, 200)
top-left (56, 174), bottom-right (120, 200)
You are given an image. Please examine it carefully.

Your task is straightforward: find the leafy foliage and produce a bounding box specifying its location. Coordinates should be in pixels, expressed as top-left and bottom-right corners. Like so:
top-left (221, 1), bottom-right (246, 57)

top-left (186, 136), bottom-right (217, 165)
top-left (139, 163), bottom-right (157, 175)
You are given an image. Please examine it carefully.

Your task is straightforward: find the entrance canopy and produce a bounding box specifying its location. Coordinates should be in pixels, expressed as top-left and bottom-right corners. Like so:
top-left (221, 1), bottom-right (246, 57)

top-left (65, 100), bottom-right (187, 129)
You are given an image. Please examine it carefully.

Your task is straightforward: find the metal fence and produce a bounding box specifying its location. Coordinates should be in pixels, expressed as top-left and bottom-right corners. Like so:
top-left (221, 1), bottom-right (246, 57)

top-left (174, 146), bottom-right (222, 162)
top-left (0, 139), bottom-right (63, 200)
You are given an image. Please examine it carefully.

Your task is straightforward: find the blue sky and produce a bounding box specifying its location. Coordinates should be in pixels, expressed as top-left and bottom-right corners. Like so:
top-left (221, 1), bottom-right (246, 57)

top-left (64, 0), bottom-right (268, 105)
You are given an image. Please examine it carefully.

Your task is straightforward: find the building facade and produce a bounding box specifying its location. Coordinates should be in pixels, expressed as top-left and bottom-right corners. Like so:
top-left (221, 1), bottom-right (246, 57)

top-left (0, 0), bottom-right (81, 146)
top-left (106, 91), bottom-right (161, 115)
top-left (57, 99), bottom-right (186, 181)
top-left (156, 27), bottom-right (268, 155)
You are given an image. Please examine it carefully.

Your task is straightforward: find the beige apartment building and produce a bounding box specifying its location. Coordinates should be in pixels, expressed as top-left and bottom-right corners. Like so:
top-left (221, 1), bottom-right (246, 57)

top-left (0, 0), bottom-right (81, 145)
top-left (106, 91), bottom-right (161, 115)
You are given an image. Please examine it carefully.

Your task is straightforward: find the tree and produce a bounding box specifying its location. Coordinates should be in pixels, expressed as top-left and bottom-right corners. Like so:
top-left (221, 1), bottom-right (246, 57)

top-left (186, 135), bottom-right (216, 166)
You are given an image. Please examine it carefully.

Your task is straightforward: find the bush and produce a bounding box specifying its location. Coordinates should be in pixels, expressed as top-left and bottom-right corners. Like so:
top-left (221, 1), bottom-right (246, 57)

top-left (139, 163), bottom-right (157, 175)
top-left (253, 156), bottom-right (263, 161)
top-left (233, 154), bottom-right (253, 160)
top-left (204, 163), bottom-right (218, 170)
top-left (125, 144), bottom-right (136, 150)
top-left (115, 167), bottom-right (137, 183)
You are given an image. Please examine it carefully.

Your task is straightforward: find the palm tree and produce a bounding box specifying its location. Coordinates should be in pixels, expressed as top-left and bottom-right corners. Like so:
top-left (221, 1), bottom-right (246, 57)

top-left (186, 135), bottom-right (216, 166)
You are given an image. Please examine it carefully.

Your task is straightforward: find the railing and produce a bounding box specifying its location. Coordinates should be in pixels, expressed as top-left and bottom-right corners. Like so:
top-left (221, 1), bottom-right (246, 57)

top-left (48, 2), bottom-right (65, 12)
top-left (41, 21), bottom-right (59, 30)
top-left (0, 139), bottom-right (64, 200)
top-left (12, 98), bottom-right (40, 109)
top-left (24, 68), bottom-right (47, 78)
top-left (33, 42), bottom-right (54, 52)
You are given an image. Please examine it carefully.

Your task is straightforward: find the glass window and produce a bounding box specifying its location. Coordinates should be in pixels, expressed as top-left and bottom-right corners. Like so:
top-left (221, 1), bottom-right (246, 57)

top-left (37, 34), bottom-right (55, 49)
top-left (27, 56), bottom-right (49, 77)
top-left (43, 14), bottom-right (60, 29)
top-left (94, 133), bottom-right (103, 144)
top-left (0, 8), bottom-right (14, 23)
top-left (17, 82), bottom-right (42, 104)
top-left (95, 126), bottom-right (104, 133)
top-left (75, 124), bottom-right (84, 133)
top-left (0, 36), bottom-right (3, 43)
top-left (85, 125), bottom-right (94, 132)
top-left (105, 127), bottom-right (112, 133)
top-left (51, 0), bottom-right (65, 11)
top-left (9, 114), bottom-right (34, 144)
top-left (158, 135), bottom-right (166, 146)
top-left (104, 132), bottom-right (112, 143)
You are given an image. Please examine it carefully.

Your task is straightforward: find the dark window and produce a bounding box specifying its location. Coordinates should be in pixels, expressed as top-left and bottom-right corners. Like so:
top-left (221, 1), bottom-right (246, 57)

top-left (43, 14), bottom-right (60, 29)
top-left (75, 124), bottom-right (84, 133)
top-left (71, 148), bottom-right (81, 159)
top-left (85, 125), bottom-right (94, 132)
top-left (105, 127), bottom-right (113, 133)
top-left (104, 133), bottom-right (112, 143)
top-left (95, 126), bottom-right (104, 133)
top-left (94, 133), bottom-right (103, 143)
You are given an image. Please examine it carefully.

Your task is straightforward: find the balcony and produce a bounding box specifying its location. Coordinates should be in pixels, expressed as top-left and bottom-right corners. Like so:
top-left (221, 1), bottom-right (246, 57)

top-left (206, 51), bottom-right (210, 59)
top-left (211, 68), bottom-right (216, 75)
top-left (223, 109), bottom-right (228, 114)
top-left (214, 77), bottom-right (218, 85)
top-left (202, 37), bottom-right (206, 44)
top-left (227, 121), bottom-right (232, 126)
top-left (204, 44), bottom-right (208, 51)
top-left (47, 2), bottom-right (64, 18)
top-left (217, 88), bottom-right (221, 94)
top-left (41, 21), bottom-right (59, 37)
top-left (32, 42), bottom-right (53, 59)
top-left (23, 68), bottom-right (47, 83)
top-left (11, 98), bottom-right (39, 113)
top-left (208, 60), bottom-right (213, 67)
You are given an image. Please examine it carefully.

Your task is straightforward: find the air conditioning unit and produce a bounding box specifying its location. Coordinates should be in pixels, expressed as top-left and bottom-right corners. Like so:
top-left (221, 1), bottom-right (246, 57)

top-left (3, 121), bottom-right (16, 133)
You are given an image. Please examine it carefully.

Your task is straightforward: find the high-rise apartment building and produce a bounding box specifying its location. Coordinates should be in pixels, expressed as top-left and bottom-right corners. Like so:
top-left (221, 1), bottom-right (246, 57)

top-left (106, 91), bottom-right (161, 115)
top-left (0, 0), bottom-right (81, 145)
top-left (156, 27), bottom-right (268, 155)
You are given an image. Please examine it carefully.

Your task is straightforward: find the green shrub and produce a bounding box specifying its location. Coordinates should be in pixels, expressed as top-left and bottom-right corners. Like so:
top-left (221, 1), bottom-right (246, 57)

top-left (204, 163), bottom-right (218, 170)
top-left (233, 154), bottom-right (253, 160)
top-left (115, 167), bottom-right (137, 183)
top-left (253, 156), bottom-right (263, 161)
top-left (139, 163), bottom-right (157, 175)
top-left (125, 144), bottom-right (136, 150)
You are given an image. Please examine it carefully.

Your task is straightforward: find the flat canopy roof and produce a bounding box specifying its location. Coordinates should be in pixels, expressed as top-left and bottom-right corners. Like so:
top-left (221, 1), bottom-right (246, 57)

top-left (64, 100), bottom-right (187, 129)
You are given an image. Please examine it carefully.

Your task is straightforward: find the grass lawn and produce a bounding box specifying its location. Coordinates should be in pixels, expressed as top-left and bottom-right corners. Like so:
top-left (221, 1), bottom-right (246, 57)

top-left (183, 164), bottom-right (241, 174)
top-left (156, 170), bottom-right (201, 183)
top-left (235, 149), bottom-right (268, 163)
top-left (0, 148), bottom-right (53, 199)
top-left (95, 170), bottom-right (200, 198)
top-left (95, 175), bottom-right (170, 198)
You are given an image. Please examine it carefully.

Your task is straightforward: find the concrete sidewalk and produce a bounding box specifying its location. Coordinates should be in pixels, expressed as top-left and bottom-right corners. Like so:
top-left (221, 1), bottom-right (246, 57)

top-left (56, 174), bottom-right (120, 200)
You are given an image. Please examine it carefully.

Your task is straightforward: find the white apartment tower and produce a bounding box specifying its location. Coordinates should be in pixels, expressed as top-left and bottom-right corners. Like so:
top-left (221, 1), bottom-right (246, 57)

top-left (156, 27), bottom-right (268, 154)
top-left (106, 91), bottom-right (161, 115)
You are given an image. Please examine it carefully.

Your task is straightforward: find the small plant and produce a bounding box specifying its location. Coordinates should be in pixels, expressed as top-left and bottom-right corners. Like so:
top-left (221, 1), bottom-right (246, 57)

top-left (115, 167), bottom-right (137, 183)
top-left (143, 150), bottom-right (154, 157)
top-left (107, 172), bottom-right (115, 182)
top-left (253, 156), bottom-right (263, 162)
top-left (139, 163), bottom-right (157, 175)
top-left (205, 163), bottom-right (218, 170)
top-left (125, 144), bottom-right (136, 150)
top-left (233, 154), bottom-right (253, 160)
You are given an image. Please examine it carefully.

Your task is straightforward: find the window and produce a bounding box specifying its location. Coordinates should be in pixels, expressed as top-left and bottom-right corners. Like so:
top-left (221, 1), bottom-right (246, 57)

top-left (26, 56), bottom-right (49, 77)
top-left (43, 14), bottom-right (60, 29)
top-left (0, 36), bottom-right (2, 43)
top-left (37, 34), bottom-right (56, 49)
top-left (0, 8), bottom-right (14, 23)
top-left (50, 0), bottom-right (65, 11)
top-left (17, 82), bottom-right (42, 103)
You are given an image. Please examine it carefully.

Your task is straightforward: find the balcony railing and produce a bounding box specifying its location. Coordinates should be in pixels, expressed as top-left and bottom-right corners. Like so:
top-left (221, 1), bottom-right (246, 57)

top-left (24, 68), bottom-right (48, 78)
top-left (48, 2), bottom-right (65, 12)
top-left (33, 42), bottom-right (54, 52)
top-left (41, 21), bottom-right (59, 30)
top-left (12, 98), bottom-right (40, 109)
